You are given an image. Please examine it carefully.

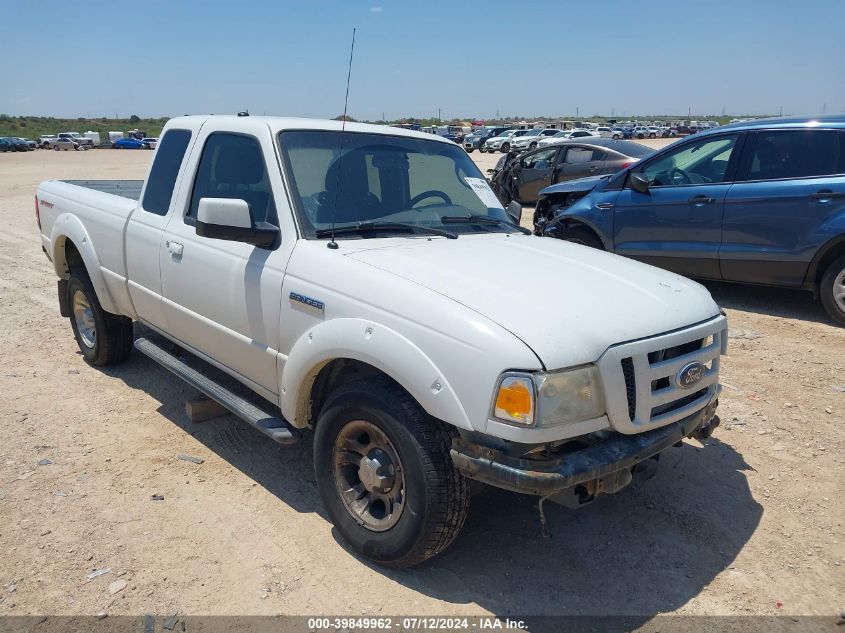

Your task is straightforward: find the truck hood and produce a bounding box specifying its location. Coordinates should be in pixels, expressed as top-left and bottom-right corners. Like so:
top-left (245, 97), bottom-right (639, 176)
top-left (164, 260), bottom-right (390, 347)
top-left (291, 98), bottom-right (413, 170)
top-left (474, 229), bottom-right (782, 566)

top-left (539, 174), bottom-right (611, 197)
top-left (343, 235), bottom-right (720, 369)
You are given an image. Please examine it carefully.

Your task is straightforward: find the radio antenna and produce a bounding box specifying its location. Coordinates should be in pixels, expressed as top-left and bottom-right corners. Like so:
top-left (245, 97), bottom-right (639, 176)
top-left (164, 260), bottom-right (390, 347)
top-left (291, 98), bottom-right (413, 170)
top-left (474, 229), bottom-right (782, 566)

top-left (327, 27), bottom-right (356, 250)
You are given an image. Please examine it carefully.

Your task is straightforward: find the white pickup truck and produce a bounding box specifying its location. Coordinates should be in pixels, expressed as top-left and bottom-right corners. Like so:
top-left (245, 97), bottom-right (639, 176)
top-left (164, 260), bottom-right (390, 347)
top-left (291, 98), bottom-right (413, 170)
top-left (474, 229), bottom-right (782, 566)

top-left (37, 115), bottom-right (727, 567)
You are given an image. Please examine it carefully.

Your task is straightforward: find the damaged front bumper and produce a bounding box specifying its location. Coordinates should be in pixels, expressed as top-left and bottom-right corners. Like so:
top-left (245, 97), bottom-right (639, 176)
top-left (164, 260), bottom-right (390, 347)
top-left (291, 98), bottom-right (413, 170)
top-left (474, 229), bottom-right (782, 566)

top-left (451, 399), bottom-right (719, 503)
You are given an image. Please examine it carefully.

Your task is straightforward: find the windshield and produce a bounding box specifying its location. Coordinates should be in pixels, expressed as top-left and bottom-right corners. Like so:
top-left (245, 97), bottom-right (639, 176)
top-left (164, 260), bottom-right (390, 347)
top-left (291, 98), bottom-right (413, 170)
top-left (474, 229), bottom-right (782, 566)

top-left (279, 130), bottom-right (513, 239)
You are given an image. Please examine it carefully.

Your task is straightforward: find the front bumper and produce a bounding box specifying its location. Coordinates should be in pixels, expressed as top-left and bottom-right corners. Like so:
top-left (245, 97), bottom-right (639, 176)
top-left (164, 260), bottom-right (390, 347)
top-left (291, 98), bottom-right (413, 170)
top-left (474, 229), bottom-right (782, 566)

top-left (451, 398), bottom-right (719, 497)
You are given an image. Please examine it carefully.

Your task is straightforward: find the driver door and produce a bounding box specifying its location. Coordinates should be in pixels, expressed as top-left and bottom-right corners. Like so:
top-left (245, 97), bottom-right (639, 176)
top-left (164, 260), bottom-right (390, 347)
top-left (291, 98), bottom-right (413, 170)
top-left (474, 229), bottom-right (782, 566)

top-left (612, 133), bottom-right (743, 279)
top-left (512, 147), bottom-right (560, 202)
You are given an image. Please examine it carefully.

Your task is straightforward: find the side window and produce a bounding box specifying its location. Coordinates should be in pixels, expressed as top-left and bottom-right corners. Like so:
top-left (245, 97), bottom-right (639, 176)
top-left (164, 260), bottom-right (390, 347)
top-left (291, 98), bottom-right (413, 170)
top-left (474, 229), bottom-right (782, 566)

top-left (748, 130), bottom-right (844, 181)
top-left (564, 147), bottom-right (602, 163)
top-left (522, 147), bottom-right (558, 169)
top-left (641, 135), bottom-right (737, 187)
top-left (141, 129), bottom-right (191, 216)
top-left (188, 133), bottom-right (277, 225)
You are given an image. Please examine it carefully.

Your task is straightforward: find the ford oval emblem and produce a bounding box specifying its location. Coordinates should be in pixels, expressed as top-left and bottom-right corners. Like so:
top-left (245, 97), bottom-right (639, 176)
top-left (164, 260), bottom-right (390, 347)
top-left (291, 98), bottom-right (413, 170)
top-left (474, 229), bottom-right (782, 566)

top-left (675, 361), bottom-right (705, 389)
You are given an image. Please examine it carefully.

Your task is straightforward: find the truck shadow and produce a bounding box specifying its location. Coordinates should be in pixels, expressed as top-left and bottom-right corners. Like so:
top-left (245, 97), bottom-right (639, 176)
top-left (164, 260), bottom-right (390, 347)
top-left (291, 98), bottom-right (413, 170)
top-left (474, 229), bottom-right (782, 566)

top-left (110, 349), bottom-right (761, 626)
top-left (700, 280), bottom-right (834, 325)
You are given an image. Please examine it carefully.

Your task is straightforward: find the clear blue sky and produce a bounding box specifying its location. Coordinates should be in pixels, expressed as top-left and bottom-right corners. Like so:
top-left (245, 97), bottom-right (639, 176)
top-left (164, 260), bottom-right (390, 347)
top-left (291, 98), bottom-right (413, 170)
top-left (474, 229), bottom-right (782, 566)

top-left (1, 0), bottom-right (842, 120)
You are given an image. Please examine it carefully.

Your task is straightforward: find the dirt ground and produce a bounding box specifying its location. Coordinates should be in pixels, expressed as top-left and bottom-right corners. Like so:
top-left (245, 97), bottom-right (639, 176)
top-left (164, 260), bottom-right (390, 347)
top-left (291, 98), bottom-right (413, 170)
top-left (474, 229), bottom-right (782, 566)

top-left (0, 146), bottom-right (842, 622)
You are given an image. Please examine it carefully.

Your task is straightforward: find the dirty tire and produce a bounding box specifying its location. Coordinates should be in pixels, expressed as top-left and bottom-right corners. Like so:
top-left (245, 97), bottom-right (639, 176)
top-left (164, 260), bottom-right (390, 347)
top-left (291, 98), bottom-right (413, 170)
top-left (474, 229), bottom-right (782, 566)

top-left (820, 254), bottom-right (845, 326)
top-left (500, 142), bottom-right (510, 153)
top-left (67, 272), bottom-right (134, 366)
top-left (558, 226), bottom-right (604, 249)
top-left (314, 376), bottom-right (470, 568)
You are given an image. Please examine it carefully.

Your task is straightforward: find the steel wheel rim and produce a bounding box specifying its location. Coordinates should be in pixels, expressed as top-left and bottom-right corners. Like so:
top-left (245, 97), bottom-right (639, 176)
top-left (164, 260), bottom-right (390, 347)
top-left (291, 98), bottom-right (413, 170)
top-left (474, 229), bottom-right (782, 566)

top-left (72, 290), bottom-right (96, 348)
top-left (332, 419), bottom-right (405, 532)
top-left (834, 267), bottom-right (845, 312)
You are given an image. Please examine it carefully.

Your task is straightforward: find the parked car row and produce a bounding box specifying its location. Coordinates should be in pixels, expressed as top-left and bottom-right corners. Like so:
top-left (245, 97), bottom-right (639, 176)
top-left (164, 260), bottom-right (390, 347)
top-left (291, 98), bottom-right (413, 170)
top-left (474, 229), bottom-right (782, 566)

top-left (530, 115), bottom-right (845, 326)
top-left (0, 137), bottom-right (38, 151)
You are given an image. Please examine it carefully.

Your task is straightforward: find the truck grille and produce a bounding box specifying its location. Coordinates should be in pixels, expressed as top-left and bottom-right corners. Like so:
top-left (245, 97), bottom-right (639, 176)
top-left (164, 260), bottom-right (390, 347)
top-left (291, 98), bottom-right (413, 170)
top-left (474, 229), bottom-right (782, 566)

top-left (597, 316), bottom-right (727, 434)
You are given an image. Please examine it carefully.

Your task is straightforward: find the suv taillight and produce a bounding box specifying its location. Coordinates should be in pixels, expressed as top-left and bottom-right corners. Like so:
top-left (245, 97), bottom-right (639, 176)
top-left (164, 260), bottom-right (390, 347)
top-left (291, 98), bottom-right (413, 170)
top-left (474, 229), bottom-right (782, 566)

top-left (35, 195), bottom-right (41, 230)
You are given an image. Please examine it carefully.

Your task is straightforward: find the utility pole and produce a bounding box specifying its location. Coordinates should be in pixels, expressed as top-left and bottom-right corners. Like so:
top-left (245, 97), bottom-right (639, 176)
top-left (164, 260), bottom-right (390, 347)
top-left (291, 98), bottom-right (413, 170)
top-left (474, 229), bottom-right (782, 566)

top-left (438, 108), bottom-right (441, 123)
top-left (576, 106), bottom-right (579, 119)
top-left (823, 102), bottom-right (827, 114)
top-left (688, 106), bottom-right (691, 119)
top-left (779, 105), bottom-right (783, 117)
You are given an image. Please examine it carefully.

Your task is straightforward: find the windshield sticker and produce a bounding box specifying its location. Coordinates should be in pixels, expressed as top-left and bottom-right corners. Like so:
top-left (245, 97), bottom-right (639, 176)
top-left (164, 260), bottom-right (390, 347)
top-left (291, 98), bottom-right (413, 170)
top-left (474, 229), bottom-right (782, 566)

top-left (464, 177), bottom-right (504, 209)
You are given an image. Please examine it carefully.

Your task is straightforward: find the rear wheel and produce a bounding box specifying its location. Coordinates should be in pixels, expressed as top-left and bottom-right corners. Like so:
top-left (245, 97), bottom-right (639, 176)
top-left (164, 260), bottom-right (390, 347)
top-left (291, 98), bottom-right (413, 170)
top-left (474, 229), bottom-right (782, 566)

top-left (53, 145), bottom-right (59, 151)
top-left (820, 254), bottom-right (845, 326)
top-left (557, 226), bottom-right (604, 249)
top-left (479, 147), bottom-right (486, 153)
top-left (314, 377), bottom-right (469, 568)
top-left (67, 272), bottom-right (133, 366)
top-left (529, 141), bottom-right (538, 150)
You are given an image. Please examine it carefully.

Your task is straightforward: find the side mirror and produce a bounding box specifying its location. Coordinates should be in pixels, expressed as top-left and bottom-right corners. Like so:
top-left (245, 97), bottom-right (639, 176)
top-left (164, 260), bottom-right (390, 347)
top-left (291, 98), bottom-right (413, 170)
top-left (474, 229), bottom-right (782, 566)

top-left (196, 198), bottom-right (278, 248)
top-left (629, 171), bottom-right (650, 194)
top-left (506, 200), bottom-right (522, 225)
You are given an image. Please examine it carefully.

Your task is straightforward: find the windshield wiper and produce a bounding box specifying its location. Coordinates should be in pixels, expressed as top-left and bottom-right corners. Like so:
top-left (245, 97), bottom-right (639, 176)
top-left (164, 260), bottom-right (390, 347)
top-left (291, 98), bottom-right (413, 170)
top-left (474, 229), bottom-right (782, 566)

top-left (441, 214), bottom-right (531, 234)
top-left (315, 221), bottom-right (458, 239)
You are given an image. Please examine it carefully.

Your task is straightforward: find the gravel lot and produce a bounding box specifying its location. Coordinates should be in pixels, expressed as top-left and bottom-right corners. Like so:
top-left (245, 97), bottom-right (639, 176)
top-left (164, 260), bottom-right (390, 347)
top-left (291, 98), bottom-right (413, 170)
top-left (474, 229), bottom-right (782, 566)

top-left (0, 146), bottom-right (842, 621)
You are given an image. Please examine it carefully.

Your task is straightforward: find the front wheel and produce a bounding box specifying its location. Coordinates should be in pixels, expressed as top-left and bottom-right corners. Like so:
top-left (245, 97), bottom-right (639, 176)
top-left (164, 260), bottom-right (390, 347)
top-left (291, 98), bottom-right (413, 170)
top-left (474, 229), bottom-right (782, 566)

top-left (820, 254), bottom-right (845, 326)
top-left (465, 148), bottom-right (474, 153)
top-left (67, 272), bottom-right (134, 366)
top-left (479, 147), bottom-right (486, 153)
top-left (500, 142), bottom-right (510, 153)
top-left (528, 141), bottom-right (537, 150)
top-left (314, 377), bottom-right (469, 568)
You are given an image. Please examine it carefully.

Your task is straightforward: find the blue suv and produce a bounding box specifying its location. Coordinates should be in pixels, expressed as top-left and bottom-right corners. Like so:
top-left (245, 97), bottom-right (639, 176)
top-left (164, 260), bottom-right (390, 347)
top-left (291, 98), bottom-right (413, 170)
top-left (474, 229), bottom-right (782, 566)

top-left (534, 116), bottom-right (845, 325)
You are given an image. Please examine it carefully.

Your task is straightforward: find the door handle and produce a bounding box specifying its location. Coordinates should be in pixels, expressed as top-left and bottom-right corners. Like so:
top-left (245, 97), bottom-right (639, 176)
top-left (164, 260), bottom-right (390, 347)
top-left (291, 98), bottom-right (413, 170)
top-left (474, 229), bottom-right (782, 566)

top-left (688, 196), bottom-right (716, 205)
top-left (166, 240), bottom-right (184, 256)
top-left (809, 190), bottom-right (844, 201)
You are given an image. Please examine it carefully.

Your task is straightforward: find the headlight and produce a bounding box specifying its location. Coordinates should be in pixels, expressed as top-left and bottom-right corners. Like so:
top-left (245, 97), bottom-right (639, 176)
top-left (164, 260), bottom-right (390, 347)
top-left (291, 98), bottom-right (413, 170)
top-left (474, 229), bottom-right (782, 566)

top-left (491, 365), bottom-right (605, 427)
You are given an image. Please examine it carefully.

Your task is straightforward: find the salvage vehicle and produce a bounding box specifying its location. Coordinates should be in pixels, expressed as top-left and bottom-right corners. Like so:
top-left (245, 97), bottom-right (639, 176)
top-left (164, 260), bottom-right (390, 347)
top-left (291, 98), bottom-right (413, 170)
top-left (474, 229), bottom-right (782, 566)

top-left (497, 139), bottom-right (652, 204)
top-left (53, 137), bottom-right (81, 151)
top-left (2, 136), bottom-right (30, 152)
top-left (37, 115), bottom-right (727, 567)
top-left (113, 137), bottom-right (151, 149)
top-left (484, 128), bottom-right (529, 153)
top-left (463, 126), bottom-right (511, 153)
top-left (537, 129), bottom-right (602, 148)
top-left (510, 128), bottom-right (560, 152)
top-left (13, 137), bottom-right (37, 150)
top-left (0, 137), bottom-right (14, 152)
top-left (59, 132), bottom-right (95, 149)
top-left (534, 115), bottom-right (845, 325)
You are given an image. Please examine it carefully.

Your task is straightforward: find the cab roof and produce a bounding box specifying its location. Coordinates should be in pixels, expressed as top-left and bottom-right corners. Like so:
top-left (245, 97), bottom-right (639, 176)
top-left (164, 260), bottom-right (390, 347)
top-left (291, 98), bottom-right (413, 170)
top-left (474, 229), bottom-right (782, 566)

top-left (166, 115), bottom-right (456, 145)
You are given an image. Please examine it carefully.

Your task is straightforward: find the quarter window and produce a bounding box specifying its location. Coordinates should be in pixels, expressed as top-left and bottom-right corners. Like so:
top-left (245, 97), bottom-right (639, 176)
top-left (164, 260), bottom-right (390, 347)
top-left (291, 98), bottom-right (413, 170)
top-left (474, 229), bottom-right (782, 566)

top-left (187, 133), bottom-right (277, 225)
top-left (640, 135), bottom-right (737, 187)
top-left (564, 147), bottom-right (603, 163)
top-left (141, 129), bottom-right (192, 216)
top-left (748, 130), bottom-right (844, 181)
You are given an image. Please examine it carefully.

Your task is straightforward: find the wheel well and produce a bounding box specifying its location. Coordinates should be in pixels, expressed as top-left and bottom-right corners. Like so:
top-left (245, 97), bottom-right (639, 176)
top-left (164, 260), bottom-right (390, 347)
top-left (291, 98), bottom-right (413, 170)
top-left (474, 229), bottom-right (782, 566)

top-left (549, 218), bottom-right (603, 244)
top-left (58, 238), bottom-right (85, 278)
top-left (813, 241), bottom-right (845, 288)
top-left (301, 358), bottom-right (391, 427)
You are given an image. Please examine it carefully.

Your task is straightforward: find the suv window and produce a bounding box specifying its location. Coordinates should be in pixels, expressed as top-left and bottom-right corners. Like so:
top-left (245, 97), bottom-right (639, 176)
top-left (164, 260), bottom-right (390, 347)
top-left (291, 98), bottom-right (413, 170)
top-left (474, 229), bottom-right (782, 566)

top-left (640, 135), bottom-right (737, 186)
top-left (188, 133), bottom-right (277, 225)
top-left (748, 130), bottom-right (845, 181)
top-left (141, 129), bottom-right (192, 216)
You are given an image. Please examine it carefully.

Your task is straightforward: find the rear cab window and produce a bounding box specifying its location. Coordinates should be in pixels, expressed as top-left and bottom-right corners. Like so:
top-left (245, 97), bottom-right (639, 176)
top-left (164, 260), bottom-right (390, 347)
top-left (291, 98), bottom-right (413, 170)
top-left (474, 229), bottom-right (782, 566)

top-left (186, 133), bottom-right (278, 226)
top-left (141, 129), bottom-right (192, 216)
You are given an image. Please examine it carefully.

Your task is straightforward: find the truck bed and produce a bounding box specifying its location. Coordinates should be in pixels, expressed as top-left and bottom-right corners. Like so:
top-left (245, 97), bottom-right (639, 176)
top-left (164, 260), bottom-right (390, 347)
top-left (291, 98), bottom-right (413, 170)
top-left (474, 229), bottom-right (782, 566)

top-left (61, 180), bottom-right (143, 201)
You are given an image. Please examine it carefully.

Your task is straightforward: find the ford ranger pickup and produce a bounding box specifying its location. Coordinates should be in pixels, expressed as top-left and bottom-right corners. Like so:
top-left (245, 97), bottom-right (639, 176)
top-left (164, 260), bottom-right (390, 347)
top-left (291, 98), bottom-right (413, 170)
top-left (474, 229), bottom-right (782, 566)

top-left (36, 115), bottom-right (727, 567)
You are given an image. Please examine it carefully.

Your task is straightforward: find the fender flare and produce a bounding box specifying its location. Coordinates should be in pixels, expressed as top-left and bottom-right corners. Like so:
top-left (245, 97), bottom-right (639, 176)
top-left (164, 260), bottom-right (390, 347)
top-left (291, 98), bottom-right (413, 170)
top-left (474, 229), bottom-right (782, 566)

top-left (50, 213), bottom-right (119, 314)
top-left (280, 318), bottom-right (472, 431)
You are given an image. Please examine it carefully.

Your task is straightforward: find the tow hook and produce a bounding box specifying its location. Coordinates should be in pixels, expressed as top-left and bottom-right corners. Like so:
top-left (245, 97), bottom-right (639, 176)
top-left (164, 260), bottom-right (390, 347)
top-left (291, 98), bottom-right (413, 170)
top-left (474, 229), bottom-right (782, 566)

top-left (692, 414), bottom-right (721, 440)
